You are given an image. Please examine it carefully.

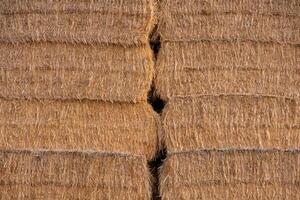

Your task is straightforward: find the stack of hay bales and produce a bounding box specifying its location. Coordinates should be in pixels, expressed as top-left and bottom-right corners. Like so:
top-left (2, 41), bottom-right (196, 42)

top-left (0, 0), bottom-right (155, 101)
top-left (156, 0), bottom-right (299, 99)
top-left (156, 0), bottom-right (300, 199)
top-left (0, 0), bottom-right (158, 199)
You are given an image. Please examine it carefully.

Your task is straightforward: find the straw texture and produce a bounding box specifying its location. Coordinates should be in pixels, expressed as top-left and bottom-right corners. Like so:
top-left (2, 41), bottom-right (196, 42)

top-left (0, 150), bottom-right (151, 200)
top-left (155, 41), bottom-right (300, 100)
top-left (0, 0), bottom-right (155, 45)
top-left (159, 0), bottom-right (300, 43)
top-left (0, 98), bottom-right (160, 160)
top-left (0, 43), bottom-right (153, 102)
top-left (163, 95), bottom-right (300, 152)
top-left (160, 149), bottom-right (300, 200)
top-left (157, 1), bottom-right (299, 199)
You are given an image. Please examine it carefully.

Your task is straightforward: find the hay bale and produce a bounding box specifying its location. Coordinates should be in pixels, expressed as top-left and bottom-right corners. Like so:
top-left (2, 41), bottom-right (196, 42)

top-left (160, 149), bottom-right (300, 200)
top-left (0, 0), bottom-right (155, 45)
top-left (0, 150), bottom-right (151, 199)
top-left (162, 95), bottom-right (300, 152)
top-left (155, 42), bottom-right (300, 100)
top-left (0, 43), bottom-right (153, 102)
top-left (0, 98), bottom-right (160, 160)
top-left (159, 0), bottom-right (300, 43)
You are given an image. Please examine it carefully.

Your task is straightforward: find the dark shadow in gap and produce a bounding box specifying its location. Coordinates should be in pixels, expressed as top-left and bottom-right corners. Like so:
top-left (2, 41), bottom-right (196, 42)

top-left (150, 24), bottom-right (161, 59)
top-left (148, 148), bottom-right (167, 200)
top-left (150, 35), bottom-right (161, 59)
top-left (147, 86), bottom-right (166, 114)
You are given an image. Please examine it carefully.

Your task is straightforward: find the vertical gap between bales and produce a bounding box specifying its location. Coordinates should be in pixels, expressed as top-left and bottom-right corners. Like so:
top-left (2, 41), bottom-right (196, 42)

top-left (148, 148), bottom-right (167, 200)
top-left (147, 23), bottom-right (167, 199)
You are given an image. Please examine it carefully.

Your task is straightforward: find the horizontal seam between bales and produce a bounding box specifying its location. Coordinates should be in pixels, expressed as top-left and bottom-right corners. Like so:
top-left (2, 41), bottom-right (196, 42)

top-left (0, 11), bottom-right (148, 16)
top-left (0, 68), bottom-right (149, 73)
top-left (158, 67), bottom-right (300, 72)
top-left (161, 39), bottom-right (300, 45)
top-left (0, 40), bottom-right (150, 45)
top-left (0, 37), bottom-right (152, 47)
top-left (0, 181), bottom-right (144, 189)
top-left (165, 11), bottom-right (300, 17)
top-left (162, 181), bottom-right (300, 186)
top-left (168, 148), bottom-right (300, 156)
top-left (164, 124), bottom-right (300, 129)
top-left (169, 93), bottom-right (300, 100)
top-left (0, 96), bottom-right (149, 104)
top-left (0, 148), bottom-right (146, 159)
top-left (160, 41), bottom-right (300, 47)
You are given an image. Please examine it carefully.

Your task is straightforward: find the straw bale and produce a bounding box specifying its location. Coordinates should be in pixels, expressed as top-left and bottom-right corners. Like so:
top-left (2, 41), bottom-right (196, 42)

top-left (0, 150), bottom-right (151, 200)
top-left (162, 95), bottom-right (300, 152)
top-left (0, 43), bottom-right (153, 102)
top-left (155, 42), bottom-right (300, 100)
top-left (160, 149), bottom-right (300, 200)
top-left (159, 0), bottom-right (300, 43)
top-left (0, 98), bottom-right (160, 160)
top-left (0, 0), bottom-right (155, 45)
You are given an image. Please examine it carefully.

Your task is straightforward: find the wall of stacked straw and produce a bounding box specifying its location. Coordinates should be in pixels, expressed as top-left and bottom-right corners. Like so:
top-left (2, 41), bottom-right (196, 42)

top-left (0, 0), bottom-right (299, 199)
top-left (156, 0), bottom-right (300, 199)
top-left (0, 0), bottom-right (159, 199)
